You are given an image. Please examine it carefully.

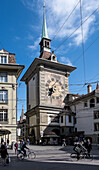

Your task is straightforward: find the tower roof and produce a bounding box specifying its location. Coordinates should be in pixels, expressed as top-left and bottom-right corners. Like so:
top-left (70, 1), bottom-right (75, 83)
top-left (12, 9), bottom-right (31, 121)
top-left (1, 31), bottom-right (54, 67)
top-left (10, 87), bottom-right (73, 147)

top-left (41, 3), bottom-right (48, 39)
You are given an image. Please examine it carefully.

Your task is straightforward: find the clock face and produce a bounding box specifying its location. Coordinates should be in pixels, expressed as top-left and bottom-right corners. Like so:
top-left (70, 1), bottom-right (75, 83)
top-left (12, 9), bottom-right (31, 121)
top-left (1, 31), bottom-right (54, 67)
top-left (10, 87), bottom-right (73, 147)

top-left (45, 75), bottom-right (65, 100)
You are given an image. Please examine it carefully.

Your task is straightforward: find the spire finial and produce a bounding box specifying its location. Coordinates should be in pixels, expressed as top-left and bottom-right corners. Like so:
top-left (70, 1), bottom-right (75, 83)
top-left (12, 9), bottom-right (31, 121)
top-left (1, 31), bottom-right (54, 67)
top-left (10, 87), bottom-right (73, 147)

top-left (41, 0), bottom-right (48, 39)
top-left (44, 0), bottom-right (45, 8)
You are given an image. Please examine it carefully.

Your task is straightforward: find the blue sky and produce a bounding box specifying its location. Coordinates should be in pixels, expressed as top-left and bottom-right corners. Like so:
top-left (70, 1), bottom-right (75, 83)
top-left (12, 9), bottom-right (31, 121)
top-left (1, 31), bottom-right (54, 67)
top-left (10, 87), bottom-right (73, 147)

top-left (0, 0), bottom-right (99, 120)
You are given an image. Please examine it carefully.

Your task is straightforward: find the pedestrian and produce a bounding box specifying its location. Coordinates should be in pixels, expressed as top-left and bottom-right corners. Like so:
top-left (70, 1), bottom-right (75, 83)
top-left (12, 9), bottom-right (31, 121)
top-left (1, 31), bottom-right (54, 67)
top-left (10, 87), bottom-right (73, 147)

top-left (62, 139), bottom-right (66, 147)
top-left (7, 139), bottom-right (9, 148)
top-left (86, 138), bottom-right (92, 157)
top-left (14, 142), bottom-right (18, 154)
top-left (27, 139), bottom-right (30, 145)
top-left (0, 142), bottom-right (8, 166)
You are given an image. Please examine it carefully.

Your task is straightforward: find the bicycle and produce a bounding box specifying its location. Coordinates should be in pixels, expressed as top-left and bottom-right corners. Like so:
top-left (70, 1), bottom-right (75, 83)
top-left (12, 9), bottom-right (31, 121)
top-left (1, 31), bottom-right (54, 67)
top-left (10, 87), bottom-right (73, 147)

top-left (70, 150), bottom-right (93, 161)
top-left (17, 149), bottom-right (36, 160)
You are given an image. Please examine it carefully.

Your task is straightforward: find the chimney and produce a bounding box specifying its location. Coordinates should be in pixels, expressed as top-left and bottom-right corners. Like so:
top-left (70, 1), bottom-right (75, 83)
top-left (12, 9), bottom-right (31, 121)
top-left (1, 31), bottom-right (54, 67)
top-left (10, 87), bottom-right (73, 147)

top-left (96, 83), bottom-right (99, 90)
top-left (87, 84), bottom-right (92, 93)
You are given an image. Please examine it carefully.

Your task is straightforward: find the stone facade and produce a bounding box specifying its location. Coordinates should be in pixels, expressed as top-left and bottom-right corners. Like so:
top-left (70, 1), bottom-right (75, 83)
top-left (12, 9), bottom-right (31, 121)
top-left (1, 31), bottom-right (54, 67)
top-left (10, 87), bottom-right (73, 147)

top-left (0, 49), bottom-right (24, 145)
top-left (67, 85), bottom-right (99, 144)
top-left (21, 57), bottom-right (76, 144)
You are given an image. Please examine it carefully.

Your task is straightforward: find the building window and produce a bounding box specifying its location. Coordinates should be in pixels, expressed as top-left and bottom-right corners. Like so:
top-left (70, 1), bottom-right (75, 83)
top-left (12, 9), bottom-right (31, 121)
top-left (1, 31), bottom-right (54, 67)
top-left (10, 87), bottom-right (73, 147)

top-left (0, 56), bottom-right (7, 64)
top-left (96, 97), bottom-right (99, 103)
top-left (74, 117), bottom-right (76, 124)
top-left (62, 128), bottom-right (64, 133)
top-left (94, 123), bottom-right (99, 131)
top-left (69, 127), bottom-right (72, 133)
top-left (90, 98), bottom-right (95, 108)
top-left (94, 111), bottom-right (99, 119)
top-left (84, 100), bottom-right (88, 107)
top-left (33, 77), bottom-right (35, 81)
top-left (69, 115), bottom-right (72, 123)
top-left (61, 116), bottom-right (63, 123)
top-left (0, 110), bottom-right (8, 122)
top-left (0, 73), bottom-right (7, 82)
top-left (0, 90), bottom-right (8, 103)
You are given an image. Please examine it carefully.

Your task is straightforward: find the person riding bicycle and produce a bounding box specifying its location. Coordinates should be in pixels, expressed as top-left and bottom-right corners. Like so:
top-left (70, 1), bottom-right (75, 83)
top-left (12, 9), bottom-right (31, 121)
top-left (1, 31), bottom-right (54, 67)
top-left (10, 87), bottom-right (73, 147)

top-left (73, 142), bottom-right (83, 160)
top-left (21, 141), bottom-right (29, 156)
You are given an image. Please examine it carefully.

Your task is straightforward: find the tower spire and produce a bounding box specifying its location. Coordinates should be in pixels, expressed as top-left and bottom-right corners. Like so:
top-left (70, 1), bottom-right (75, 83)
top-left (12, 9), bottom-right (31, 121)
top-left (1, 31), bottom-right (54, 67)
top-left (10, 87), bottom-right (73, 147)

top-left (41, 0), bottom-right (48, 39)
top-left (39, 1), bottom-right (51, 58)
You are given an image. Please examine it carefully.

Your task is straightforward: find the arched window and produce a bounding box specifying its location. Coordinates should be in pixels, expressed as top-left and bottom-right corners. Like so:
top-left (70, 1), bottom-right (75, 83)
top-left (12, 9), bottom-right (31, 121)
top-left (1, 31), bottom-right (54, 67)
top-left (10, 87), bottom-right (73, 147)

top-left (90, 98), bottom-right (95, 108)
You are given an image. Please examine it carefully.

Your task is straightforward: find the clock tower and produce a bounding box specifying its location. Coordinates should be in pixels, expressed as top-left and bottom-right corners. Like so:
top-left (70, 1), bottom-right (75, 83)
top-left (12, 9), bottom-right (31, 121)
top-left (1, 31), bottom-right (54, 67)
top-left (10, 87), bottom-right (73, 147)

top-left (21, 2), bottom-right (76, 144)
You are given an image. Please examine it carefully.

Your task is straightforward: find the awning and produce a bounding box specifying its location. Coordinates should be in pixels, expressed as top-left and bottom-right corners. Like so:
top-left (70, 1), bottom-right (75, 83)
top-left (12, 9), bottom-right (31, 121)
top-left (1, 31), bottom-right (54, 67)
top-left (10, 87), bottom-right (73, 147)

top-left (43, 135), bottom-right (60, 138)
top-left (43, 131), bottom-right (60, 138)
top-left (0, 129), bottom-right (11, 136)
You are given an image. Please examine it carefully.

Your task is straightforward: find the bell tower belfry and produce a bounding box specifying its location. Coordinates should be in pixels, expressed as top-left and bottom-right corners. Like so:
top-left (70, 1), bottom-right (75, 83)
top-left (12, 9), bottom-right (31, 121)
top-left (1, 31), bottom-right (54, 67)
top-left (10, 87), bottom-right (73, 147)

top-left (39, 1), bottom-right (51, 58)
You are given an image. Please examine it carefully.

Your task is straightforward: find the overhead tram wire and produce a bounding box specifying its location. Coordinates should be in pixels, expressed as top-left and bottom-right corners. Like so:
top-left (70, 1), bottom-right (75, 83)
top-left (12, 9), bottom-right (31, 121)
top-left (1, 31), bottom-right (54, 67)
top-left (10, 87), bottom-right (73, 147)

top-left (80, 0), bottom-right (86, 84)
top-left (51, 0), bottom-right (80, 41)
top-left (73, 36), bottom-right (99, 65)
top-left (54, 6), bottom-right (99, 52)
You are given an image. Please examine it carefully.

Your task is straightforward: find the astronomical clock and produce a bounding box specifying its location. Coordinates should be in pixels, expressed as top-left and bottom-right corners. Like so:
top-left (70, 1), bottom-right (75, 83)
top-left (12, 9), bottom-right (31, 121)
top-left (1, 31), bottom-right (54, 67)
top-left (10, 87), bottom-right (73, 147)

top-left (45, 73), bottom-right (68, 106)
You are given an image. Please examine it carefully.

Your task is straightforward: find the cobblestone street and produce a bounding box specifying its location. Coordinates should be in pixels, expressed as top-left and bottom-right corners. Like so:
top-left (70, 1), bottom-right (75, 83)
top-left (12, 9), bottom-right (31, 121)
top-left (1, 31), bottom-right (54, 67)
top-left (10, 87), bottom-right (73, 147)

top-left (0, 145), bottom-right (99, 169)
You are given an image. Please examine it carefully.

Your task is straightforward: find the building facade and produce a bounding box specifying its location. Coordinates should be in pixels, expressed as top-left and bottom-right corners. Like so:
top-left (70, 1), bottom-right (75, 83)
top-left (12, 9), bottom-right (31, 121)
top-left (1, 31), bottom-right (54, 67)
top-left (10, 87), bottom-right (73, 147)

top-left (21, 4), bottom-right (76, 144)
top-left (68, 84), bottom-right (99, 143)
top-left (0, 49), bottom-right (24, 145)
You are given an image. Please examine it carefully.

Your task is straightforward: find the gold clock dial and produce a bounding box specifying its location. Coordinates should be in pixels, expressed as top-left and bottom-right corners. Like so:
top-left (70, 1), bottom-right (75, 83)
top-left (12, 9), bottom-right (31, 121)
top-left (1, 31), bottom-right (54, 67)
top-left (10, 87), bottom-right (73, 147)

top-left (45, 76), bottom-right (65, 99)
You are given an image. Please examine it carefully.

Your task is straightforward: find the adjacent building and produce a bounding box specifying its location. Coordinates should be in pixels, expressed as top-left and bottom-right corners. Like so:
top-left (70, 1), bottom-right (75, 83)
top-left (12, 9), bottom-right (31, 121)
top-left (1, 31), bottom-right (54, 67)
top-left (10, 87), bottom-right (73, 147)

top-left (67, 84), bottom-right (99, 143)
top-left (0, 49), bottom-right (24, 145)
top-left (17, 105), bottom-right (26, 141)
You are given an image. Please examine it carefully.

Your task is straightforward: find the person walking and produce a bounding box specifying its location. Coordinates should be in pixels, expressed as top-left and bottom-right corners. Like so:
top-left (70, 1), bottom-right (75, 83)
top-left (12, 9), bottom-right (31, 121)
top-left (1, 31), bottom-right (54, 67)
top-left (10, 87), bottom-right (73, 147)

top-left (86, 138), bottom-right (92, 157)
top-left (62, 139), bottom-right (66, 147)
top-left (14, 142), bottom-right (18, 154)
top-left (0, 142), bottom-right (8, 166)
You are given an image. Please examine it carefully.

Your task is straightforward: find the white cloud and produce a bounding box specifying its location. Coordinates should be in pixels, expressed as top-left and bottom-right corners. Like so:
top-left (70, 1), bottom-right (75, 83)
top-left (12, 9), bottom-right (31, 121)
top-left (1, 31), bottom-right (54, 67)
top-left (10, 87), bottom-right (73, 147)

top-left (22, 0), bottom-right (99, 50)
top-left (15, 36), bottom-right (21, 40)
top-left (60, 57), bottom-right (73, 66)
top-left (46, 0), bottom-right (99, 46)
top-left (28, 37), bottom-right (41, 51)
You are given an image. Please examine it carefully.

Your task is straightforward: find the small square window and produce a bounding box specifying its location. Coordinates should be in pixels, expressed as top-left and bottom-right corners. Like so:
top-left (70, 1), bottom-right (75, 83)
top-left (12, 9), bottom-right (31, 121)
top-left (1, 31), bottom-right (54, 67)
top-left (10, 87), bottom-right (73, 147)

top-left (96, 98), bottom-right (99, 103)
top-left (0, 73), bottom-right (7, 82)
top-left (69, 115), bottom-right (72, 123)
top-left (84, 101), bottom-right (87, 107)
top-left (61, 116), bottom-right (63, 123)
top-left (0, 56), bottom-right (7, 64)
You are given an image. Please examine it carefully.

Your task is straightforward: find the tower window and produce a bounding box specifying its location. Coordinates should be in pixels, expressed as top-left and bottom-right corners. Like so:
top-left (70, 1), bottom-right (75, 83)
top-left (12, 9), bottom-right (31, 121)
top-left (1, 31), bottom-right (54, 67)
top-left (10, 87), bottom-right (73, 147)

top-left (45, 41), bottom-right (49, 48)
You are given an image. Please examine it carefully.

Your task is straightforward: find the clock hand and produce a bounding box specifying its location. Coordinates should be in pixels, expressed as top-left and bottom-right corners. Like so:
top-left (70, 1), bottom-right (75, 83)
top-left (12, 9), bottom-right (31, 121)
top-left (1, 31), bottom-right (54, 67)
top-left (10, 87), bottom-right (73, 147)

top-left (48, 87), bottom-right (54, 96)
top-left (58, 89), bottom-right (64, 92)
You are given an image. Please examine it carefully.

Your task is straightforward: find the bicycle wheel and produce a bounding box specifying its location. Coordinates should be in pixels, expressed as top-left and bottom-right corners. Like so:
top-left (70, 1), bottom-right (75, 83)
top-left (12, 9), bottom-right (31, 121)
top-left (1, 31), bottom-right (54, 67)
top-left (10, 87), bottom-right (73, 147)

top-left (17, 153), bottom-right (24, 160)
top-left (70, 153), bottom-right (77, 161)
top-left (84, 153), bottom-right (93, 161)
top-left (28, 152), bottom-right (36, 159)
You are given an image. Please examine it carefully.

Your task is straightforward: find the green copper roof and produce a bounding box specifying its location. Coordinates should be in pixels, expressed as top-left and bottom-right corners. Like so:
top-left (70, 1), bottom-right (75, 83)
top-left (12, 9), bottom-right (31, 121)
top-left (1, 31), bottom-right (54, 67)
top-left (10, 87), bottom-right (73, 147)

top-left (41, 5), bottom-right (48, 39)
